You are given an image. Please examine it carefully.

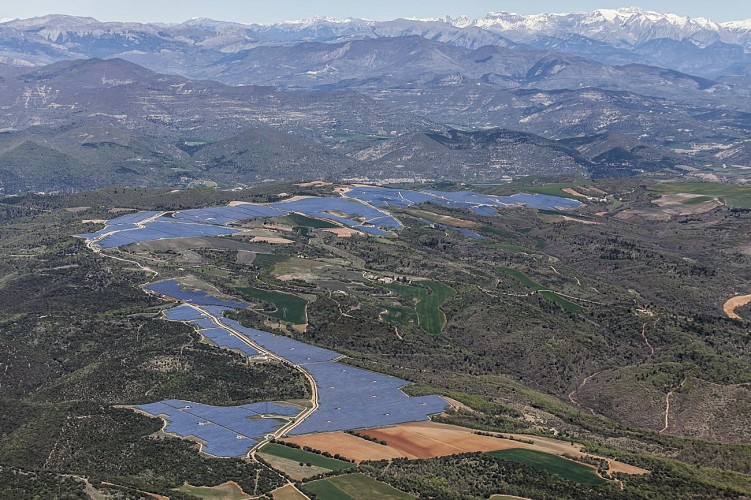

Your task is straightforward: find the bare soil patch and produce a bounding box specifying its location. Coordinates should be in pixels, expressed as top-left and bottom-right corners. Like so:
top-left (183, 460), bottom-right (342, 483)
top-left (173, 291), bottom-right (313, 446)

top-left (556, 216), bottom-right (600, 225)
top-left (404, 208), bottom-right (477, 229)
top-left (249, 236), bottom-right (294, 245)
top-left (562, 187), bottom-right (586, 197)
top-left (278, 195), bottom-right (313, 203)
top-left (443, 397), bottom-right (474, 412)
top-left (296, 181), bottom-right (332, 187)
top-left (235, 250), bottom-right (257, 265)
top-left (261, 223), bottom-right (294, 232)
top-left (723, 294), bottom-right (751, 320)
top-left (283, 432), bottom-right (415, 462)
top-left (289, 323), bottom-right (308, 334)
top-left (258, 453), bottom-right (329, 481)
top-left (323, 227), bottom-right (362, 237)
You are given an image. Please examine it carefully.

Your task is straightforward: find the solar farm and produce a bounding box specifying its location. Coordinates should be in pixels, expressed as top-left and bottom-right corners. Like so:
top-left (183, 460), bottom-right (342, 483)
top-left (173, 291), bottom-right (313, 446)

top-left (76, 186), bottom-right (580, 249)
top-left (136, 399), bottom-right (299, 457)
top-left (89, 187), bottom-right (579, 457)
top-left (136, 279), bottom-right (449, 457)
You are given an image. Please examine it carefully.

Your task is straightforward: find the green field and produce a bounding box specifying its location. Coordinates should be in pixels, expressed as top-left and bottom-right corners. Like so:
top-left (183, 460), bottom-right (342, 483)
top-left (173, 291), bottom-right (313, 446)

top-left (304, 473), bottom-right (413, 500)
top-left (260, 444), bottom-right (354, 471)
top-left (489, 449), bottom-right (605, 486)
top-left (652, 182), bottom-right (751, 209)
top-left (496, 181), bottom-right (591, 200)
top-left (478, 241), bottom-right (529, 253)
top-left (284, 213), bottom-right (340, 228)
top-left (499, 268), bottom-right (584, 313)
top-left (383, 280), bottom-right (454, 334)
top-left (237, 286), bottom-right (308, 324)
top-left (383, 304), bottom-right (418, 325)
top-left (478, 226), bottom-right (519, 240)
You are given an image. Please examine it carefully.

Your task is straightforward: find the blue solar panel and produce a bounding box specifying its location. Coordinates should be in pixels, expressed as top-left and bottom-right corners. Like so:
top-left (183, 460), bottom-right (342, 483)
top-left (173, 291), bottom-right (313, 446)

top-left (217, 318), bottom-right (339, 365)
top-left (164, 305), bottom-right (206, 321)
top-left (243, 402), bottom-right (301, 416)
top-left (456, 228), bottom-right (485, 239)
top-left (190, 318), bottom-right (220, 329)
top-left (82, 188), bottom-right (579, 249)
top-left (143, 283), bottom-right (448, 453)
top-left (106, 211), bottom-right (162, 225)
top-left (135, 399), bottom-right (293, 457)
top-left (145, 280), bottom-right (247, 309)
top-left (200, 327), bottom-right (259, 356)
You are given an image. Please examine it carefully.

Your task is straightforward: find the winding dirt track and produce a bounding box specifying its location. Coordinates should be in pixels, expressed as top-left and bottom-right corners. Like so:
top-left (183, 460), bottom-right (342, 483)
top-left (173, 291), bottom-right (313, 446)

top-left (568, 372), bottom-right (601, 416)
top-left (723, 294), bottom-right (751, 320)
top-left (660, 378), bottom-right (687, 433)
top-left (641, 323), bottom-right (655, 356)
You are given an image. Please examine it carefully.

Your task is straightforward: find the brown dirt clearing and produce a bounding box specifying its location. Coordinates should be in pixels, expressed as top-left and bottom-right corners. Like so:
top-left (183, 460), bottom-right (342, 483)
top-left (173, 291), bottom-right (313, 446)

top-left (249, 236), bottom-right (294, 244)
top-left (404, 208), bottom-right (477, 228)
top-left (723, 294), bottom-right (751, 320)
top-left (323, 227), bottom-right (362, 237)
top-left (283, 432), bottom-right (415, 462)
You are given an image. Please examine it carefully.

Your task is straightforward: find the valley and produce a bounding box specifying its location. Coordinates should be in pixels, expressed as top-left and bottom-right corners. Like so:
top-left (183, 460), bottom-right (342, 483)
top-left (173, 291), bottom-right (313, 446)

top-left (0, 178), bottom-right (749, 498)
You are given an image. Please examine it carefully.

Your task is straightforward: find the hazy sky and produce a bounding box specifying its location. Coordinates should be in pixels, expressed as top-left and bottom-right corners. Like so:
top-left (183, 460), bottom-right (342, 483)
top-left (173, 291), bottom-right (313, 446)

top-left (2, 0), bottom-right (750, 24)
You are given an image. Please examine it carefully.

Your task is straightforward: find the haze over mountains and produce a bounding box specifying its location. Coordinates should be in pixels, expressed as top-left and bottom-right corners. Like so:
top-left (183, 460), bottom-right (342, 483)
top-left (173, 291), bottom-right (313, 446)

top-left (1, 7), bottom-right (750, 194)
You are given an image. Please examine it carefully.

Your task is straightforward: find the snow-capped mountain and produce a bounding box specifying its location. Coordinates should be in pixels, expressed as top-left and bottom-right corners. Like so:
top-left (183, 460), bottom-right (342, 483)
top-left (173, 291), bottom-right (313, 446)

top-left (451, 8), bottom-right (733, 47)
top-left (1, 8), bottom-right (751, 79)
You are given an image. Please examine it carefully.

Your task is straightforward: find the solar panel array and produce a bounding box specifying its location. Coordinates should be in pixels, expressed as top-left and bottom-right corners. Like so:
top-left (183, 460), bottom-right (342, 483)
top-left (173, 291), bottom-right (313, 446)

top-left (77, 188), bottom-right (579, 248)
top-left (137, 279), bottom-right (449, 455)
top-left (145, 280), bottom-right (247, 309)
top-left (136, 399), bottom-right (298, 457)
top-left (289, 362), bottom-right (449, 435)
top-left (271, 197), bottom-right (402, 235)
top-left (347, 186), bottom-right (582, 214)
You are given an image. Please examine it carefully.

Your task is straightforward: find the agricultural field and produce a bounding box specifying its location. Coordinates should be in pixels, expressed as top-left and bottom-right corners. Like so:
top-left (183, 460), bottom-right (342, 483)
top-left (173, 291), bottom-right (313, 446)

top-left (283, 213), bottom-right (341, 229)
top-left (652, 182), bottom-right (751, 209)
top-left (283, 421), bottom-right (647, 480)
top-left (303, 473), bottom-right (414, 500)
top-left (173, 481), bottom-right (252, 499)
top-left (382, 280), bottom-right (454, 334)
top-left (271, 484), bottom-right (309, 500)
top-left (488, 449), bottom-right (605, 486)
top-left (259, 443), bottom-right (354, 471)
top-left (237, 285), bottom-right (308, 324)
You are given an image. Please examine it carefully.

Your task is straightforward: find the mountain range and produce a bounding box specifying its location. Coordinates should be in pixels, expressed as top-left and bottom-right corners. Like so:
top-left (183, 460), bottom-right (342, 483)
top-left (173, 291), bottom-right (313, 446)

top-left (3, 8), bottom-right (751, 79)
top-left (0, 8), bottom-right (750, 194)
